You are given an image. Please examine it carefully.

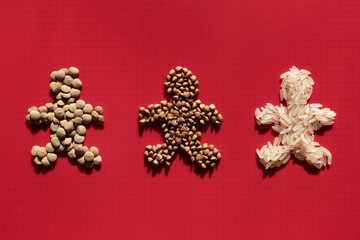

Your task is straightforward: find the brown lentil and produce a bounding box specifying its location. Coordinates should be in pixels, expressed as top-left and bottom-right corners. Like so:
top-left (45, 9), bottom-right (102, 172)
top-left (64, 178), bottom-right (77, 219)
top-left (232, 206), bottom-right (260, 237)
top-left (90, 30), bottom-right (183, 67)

top-left (74, 134), bottom-right (85, 143)
top-left (56, 127), bottom-right (66, 138)
top-left (41, 157), bottom-right (51, 166)
top-left (76, 125), bottom-right (86, 135)
top-left (69, 67), bottom-right (79, 78)
top-left (77, 156), bottom-right (85, 165)
top-left (93, 155), bottom-right (102, 165)
top-left (94, 106), bottom-right (103, 115)
top-left (83, 104), bottom-right (93, 114)
top-left (82, 114), bottom-right (92, 124)
top-left (34, 157), bottom-right (42, 165)
top-left (90, 146), bottom-right (99, 156)
top-left (47, 153), bottom-right (57, 162)
top-left (84, 151), bottom-right (94, 162)
top-left (37, 147), bottom-right (47, 158)
top-left (31, 146), bottom-right (40, 156)
top-left (46, 142), bottom-right (55, 153)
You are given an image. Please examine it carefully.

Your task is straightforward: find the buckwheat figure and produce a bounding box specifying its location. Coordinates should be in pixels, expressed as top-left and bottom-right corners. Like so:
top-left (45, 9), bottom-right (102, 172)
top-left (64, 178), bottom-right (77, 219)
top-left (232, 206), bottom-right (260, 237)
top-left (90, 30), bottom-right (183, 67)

top-left (255, 66), bottom-right (336, 170)
top-left (26, 67), bottom-right (104, 168)
top-left (139, 66), bottom-right (223, 169)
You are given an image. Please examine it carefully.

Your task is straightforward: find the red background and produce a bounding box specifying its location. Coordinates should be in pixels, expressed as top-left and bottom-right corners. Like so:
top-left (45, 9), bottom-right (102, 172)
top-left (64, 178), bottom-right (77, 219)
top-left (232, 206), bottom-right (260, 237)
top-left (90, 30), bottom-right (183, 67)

top-left (0, 0), bottom-right (359, 239)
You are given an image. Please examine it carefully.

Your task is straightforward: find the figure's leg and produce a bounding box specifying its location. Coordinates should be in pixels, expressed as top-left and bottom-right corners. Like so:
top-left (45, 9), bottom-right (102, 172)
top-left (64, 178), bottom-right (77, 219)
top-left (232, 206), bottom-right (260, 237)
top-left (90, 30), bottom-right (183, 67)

top-left (69, 142), bottom-right (102, 168)
top-left (256, 139), bottom-right (292, 169)
top-left (301, 145), bottom-right (331, 169)
top-left (31, 142), bottom-right (58, 167)
top-left (144, 142), bottom-right (176, 167)
top-left (183, 140), bottom-right (221, 169)
top-left (176, 126), bottom-right (220, 169)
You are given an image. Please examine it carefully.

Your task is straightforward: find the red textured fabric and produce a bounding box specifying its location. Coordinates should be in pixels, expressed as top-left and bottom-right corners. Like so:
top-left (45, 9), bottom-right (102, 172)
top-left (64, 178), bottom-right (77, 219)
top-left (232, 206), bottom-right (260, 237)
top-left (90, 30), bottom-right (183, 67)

top-left (0, 0), bottom-right (359, 239)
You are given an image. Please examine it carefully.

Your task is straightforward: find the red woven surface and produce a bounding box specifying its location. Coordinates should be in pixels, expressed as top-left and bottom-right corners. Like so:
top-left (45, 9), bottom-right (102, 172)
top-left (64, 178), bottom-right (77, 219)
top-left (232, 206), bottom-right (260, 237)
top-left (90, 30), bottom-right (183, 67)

top-left (0, 0), bottom-right (359, 239)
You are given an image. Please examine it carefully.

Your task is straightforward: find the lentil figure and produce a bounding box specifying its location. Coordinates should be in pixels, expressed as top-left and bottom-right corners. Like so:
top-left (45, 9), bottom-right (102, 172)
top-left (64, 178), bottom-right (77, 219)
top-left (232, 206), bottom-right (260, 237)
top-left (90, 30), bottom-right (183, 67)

top-left (26, 67), bottom-right (104, 168)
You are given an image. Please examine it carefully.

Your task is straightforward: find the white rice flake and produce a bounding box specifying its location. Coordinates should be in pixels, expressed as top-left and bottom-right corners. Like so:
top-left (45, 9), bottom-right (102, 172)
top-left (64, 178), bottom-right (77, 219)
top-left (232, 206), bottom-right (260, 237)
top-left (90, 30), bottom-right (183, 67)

top-left (310, 103), bottom-right (323, 108)
top-left (300, 69), bottom-right (311, 74)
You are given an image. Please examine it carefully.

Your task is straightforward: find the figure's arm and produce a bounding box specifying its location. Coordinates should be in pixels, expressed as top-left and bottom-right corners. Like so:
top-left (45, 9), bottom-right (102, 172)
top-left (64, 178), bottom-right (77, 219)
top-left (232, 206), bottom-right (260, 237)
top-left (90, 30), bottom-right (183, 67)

top-left (309, 104), bottom-right (336, 130)
top-left (194, 100), bottom-right (223, 125)
top-left (138, 101), bottom-right (167, 126)
top-left (26, 102), bottom-right (54, 126)
top-left (70, 102), bottom-right (103, 125)
top-left (255, 103), bottom-right (281, 125)
top-left (91, 106), bottom-right (105, 125)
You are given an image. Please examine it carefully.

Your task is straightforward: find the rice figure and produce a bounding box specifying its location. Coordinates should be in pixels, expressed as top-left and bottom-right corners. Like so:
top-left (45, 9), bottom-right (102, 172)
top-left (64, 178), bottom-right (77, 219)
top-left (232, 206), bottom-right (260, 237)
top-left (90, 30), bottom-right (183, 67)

top-left (26, 67), bottom-right (104, 168)
top-left (255, 66), bottom-right (336, 170)
top-left (138, 66), bottom-right (223, 169)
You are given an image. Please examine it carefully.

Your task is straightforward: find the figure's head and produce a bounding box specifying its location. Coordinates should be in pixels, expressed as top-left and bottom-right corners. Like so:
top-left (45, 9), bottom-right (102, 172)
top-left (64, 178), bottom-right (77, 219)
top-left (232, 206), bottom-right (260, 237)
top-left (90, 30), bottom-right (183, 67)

top-left (165, 66), bottom-right (199, 100)
top-left (49, 67), bottom-right (82, 102)
top-left (280, 66), bottom-right (314, 105)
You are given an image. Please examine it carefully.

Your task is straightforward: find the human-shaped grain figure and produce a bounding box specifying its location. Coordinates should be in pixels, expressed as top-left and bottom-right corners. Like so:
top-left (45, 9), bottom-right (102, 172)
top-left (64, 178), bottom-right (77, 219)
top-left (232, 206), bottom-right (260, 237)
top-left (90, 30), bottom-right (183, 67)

top-left (139, 66), bottom-right (223, 169)
top-left (26, 67), bottom-right (104, 168)
top-left (255, 66), bottom-right (336, 170)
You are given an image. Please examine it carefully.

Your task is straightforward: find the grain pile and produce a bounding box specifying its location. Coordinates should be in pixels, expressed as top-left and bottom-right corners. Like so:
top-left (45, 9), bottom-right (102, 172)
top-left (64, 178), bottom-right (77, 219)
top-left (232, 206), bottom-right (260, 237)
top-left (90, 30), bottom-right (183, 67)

top-left (139, 66), bottom-right (223, 169)
top-left (26, 67), bottom-right (104, 168)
